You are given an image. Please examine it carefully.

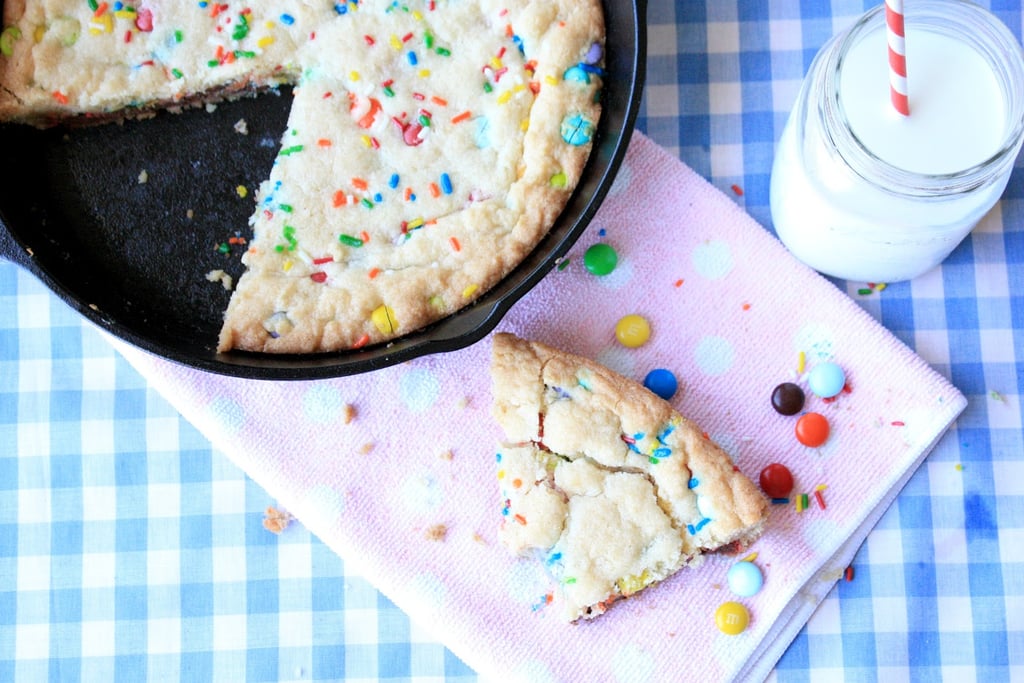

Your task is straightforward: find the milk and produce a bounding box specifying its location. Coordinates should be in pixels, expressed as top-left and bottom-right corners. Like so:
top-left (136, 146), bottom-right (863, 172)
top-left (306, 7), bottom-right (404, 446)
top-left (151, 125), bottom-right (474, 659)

top-left (769, 1), bottom-right (1024, 283)
top-left (842, 30), bottom-right (1004, 175)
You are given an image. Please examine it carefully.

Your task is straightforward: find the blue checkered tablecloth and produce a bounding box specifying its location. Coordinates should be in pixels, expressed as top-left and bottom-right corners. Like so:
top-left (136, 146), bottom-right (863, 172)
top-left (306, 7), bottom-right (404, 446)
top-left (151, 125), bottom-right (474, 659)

top-left (2, 1), bottom-right (1022, 680)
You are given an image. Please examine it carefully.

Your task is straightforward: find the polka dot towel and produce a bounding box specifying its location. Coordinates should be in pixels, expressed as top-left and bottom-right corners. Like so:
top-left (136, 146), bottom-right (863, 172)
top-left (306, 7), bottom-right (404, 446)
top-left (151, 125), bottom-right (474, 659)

top-left (112, 132), bottom-right (966, 682)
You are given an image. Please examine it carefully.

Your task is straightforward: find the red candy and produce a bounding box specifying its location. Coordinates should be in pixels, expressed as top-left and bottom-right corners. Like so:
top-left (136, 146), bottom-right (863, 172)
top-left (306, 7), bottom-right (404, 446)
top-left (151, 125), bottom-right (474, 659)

top-left (135, 8), bottom-right (154, 32)
top-left (759, 463), bottom-right (794, 498)
top-left (795, 412), bottom-right (830, 447)
top-left (402, 122), bottom-right (425, 146)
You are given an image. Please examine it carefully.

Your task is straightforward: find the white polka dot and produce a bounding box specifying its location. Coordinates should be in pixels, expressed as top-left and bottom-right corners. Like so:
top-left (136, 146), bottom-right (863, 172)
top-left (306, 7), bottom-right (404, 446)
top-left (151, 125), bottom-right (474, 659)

top-left (612, 643), bottom-right (656, 682)
top-left (710, 432), bottom-right (741, 460)
top-left (596, 345), bottom-right (636, 378)
top-left (710, 616), bottom-right (746, 668)
top-left (401, 470), bottom-right (443, 513)
top-left (302, 384), bottom-right (345, 423)
top-left (513, 659), bottom-right (558, 683)
top-left (692, 240), bottom-right (734, 280)
top-left (207, 396), bottom-right (245, 434)
top-left (793, 324), bottom-right (836, 364)
top-left (694, 336), bottom-right (735, 376)
top-left (400, 367), bottom-right (440, 412)
top-left (594, 256), bottom-right (634, 290)
top-left (506, 559), bottom-right (551, 606)
top-left (896, 408), bottom-right (937, 450)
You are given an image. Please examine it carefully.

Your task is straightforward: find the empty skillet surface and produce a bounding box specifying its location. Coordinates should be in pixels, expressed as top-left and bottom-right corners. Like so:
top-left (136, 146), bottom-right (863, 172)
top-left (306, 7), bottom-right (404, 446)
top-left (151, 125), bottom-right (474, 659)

top-left (0, 92), bottom-right (289, 352)
top-left (0, 0), bottom-right (646, 380)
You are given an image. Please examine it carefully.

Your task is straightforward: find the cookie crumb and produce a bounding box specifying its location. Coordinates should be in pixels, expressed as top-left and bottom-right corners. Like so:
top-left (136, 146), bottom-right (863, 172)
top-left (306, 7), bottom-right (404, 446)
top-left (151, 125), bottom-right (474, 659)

top-left (205, 269), bottom-right (234, 290)
top-left (342, 403), bottom-right (357, 424)
top-left (234, 118), bottom-right (249, 135)
top-left (358, 442), bottom-right (375, 455)
top-left (263, 505), bottom-right (293, 534)
top-left (137, 169), bottom-right (148, 184)
top-left (439, 449), bottom-right (454, 461)
top-left (425, 523), bottom-right (448, 541)
top-left (471, 532), bottom-right (487, 545)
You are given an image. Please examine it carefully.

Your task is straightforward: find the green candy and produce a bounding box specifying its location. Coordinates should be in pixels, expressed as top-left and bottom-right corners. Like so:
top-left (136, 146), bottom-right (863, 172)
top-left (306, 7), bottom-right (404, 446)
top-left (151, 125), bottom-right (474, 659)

top-left (0, 25), bottom-right (23, 56)
top-left (583, 242), bottom-right (618, 276)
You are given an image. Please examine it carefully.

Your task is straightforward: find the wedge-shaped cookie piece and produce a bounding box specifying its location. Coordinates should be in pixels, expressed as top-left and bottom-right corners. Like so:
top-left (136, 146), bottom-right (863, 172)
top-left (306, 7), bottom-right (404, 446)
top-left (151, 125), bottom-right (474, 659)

top-left (490, 332), bottom-right (769, 621)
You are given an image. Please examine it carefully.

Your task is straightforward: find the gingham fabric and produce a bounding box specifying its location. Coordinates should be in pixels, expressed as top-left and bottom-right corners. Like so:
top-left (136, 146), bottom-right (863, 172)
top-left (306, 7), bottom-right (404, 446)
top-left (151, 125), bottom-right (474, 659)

top-left (2, 1), bottom-right (1022, 681)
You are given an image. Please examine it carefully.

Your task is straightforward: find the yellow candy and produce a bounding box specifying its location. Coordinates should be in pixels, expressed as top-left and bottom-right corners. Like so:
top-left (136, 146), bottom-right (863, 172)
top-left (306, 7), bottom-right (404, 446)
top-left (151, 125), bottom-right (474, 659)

top-left (615, 314), bottom-right (651, 348)
top-left (715, 601), bottom-right (749, 635)
top-left (371, 304), bottom-right (397, 334)
top-left (616, 570), bottom-right (651, 596)
top-left (89, 14), bottom-right (114, 34)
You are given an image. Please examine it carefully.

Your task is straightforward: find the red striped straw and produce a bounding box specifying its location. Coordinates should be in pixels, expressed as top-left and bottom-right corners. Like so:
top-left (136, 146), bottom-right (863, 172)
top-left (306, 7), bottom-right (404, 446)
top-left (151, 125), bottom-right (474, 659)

top-left (886, 0), bottom-right (910, 116)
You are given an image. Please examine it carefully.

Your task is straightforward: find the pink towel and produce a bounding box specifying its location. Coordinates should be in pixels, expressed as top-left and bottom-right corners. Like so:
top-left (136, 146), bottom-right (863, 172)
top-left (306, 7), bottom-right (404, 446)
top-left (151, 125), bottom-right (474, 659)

top-left (111, 132), bottom-right (966, 682)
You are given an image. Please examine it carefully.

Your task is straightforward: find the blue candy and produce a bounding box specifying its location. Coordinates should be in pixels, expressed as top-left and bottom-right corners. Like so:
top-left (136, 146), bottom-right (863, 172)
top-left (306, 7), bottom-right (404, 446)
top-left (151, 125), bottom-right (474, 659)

top-left (807, 361), bottom-right (846, 398)
top-left (560, 114), bottom-right (594, 146)
top-left (563, 65), bottom-right (591, 84)
top-left (643, 368), bottom-right (678, 400)
top-left (727, 561), bottom-right (764, 597)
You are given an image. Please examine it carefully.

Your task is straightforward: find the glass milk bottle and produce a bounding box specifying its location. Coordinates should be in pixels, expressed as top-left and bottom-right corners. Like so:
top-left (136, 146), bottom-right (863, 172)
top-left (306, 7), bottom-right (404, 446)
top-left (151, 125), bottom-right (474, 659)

top-left (769, 0), bottom-right (1024, 283)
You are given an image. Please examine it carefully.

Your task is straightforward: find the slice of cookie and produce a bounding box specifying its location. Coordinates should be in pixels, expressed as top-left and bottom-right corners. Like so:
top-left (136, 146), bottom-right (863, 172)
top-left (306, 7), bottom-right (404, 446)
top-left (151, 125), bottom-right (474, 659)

top-left (490, 332), bottom-right (769, 622)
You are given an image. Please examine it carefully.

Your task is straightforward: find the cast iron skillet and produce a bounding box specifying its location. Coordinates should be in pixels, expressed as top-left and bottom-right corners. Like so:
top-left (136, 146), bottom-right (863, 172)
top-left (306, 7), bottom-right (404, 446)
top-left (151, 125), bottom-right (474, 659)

top-left (0, 0), bottom-right (646, 380)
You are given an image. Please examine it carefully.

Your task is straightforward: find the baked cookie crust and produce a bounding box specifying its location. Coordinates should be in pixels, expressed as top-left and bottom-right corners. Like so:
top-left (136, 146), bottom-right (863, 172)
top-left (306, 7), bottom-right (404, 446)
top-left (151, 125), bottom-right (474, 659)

top-left (0, 2), bottom-right (604, 354)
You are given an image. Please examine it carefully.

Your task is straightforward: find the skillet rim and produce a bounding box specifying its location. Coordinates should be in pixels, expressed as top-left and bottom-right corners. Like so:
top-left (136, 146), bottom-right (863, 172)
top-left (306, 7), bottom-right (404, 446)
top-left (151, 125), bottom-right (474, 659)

top-left (0, 0), bottom-right (647, 380)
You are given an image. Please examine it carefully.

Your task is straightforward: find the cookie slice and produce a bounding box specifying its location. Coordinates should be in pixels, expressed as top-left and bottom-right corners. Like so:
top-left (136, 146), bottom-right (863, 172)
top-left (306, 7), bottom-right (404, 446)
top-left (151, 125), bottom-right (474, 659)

top-left (490, 332), bottom-right (769, 622)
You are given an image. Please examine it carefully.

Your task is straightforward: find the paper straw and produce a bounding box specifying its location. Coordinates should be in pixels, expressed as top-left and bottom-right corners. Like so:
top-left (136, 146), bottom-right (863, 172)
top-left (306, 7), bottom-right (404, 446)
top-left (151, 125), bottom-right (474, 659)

top-left (886, 0), bottom-right (910, 116)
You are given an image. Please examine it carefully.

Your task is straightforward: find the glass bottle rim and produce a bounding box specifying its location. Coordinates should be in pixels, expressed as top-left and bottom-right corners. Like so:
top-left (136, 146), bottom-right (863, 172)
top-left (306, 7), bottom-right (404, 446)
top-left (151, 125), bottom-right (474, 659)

top-left (823, 0), bottom-right (1024, 197)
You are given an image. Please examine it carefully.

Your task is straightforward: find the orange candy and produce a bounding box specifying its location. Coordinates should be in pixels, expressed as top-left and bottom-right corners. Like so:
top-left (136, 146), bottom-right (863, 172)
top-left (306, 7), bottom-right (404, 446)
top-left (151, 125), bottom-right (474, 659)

top-left (795, 412), bottom-right (830, 447)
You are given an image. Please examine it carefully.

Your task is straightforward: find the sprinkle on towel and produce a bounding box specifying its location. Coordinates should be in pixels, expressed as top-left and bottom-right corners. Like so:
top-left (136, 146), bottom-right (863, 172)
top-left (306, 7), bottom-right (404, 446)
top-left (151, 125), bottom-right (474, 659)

top-left (814, 485), bottom-right (827, 510)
